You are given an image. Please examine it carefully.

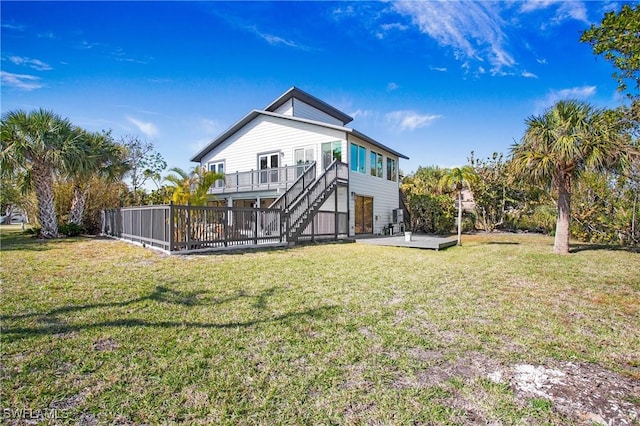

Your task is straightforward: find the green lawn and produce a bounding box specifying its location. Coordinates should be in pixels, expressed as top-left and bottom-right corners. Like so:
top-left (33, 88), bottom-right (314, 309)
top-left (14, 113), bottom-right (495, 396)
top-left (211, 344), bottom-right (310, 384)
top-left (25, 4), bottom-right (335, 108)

top-left (1, 227), bottom-right (639, 425)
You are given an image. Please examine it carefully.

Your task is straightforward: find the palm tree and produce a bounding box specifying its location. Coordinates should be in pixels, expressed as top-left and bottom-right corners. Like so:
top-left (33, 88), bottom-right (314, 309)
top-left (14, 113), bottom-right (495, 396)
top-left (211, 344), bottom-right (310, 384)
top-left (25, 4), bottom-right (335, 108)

top-left (510, 100), bottom-right (636, 254)
top-left (67, 131), bottom-right (128, 225)
top-left (164, 166), bottom-right (224, 206)
top-left (439, 165), bottom-right (478, 246)
top-left (1, 109), bottom-right (84, 238)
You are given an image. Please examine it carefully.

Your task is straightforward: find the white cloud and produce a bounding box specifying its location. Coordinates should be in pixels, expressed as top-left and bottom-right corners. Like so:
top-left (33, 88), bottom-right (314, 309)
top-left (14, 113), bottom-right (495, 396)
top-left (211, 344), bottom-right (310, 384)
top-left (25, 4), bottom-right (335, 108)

top-left (552, 85), bottom-right (596, 100)
top-left (556, 2), bottom-right (589, 24)
top-left (190, 138), bottom-right (212, 153)
top-left (112, 48), bottom-right (152, 65)
top-left (7, 56), bottom-right (52, 71)
top-left (387, 82), bottom-right (399, 91)
top-left (392, 1), bottom-right (515, 73)
top-left (200, 118), bottom-right (223, 136)
top-left (385, 110), bottom-right (442, 131)
top-left (522, 71), bottom-right (538, 78)
top-left (350, 109), bottom-right (374, 120)
top-left (332, 5), bottom-right (356, 19)
top-left (381, 22), bottom-right (409, 32)
top-left (126, 116), bottom-right (159, 138)
top-left (519, 0), bottom-right (563, 13)
top-left (536, 85), bottom-right (597, 111)
top-left (79, 40), bottom-right (100, 49)
top-left (377, 22), bottom-right (409, 38)
top-left (430, 66), bottom-right (447, 72)
top-left (0, 71), bottom-right (43, 90)
top-left (1, 23), bottom-right (25, 31)
top-left (520, 0), bottom-right (590, 24)
top-left (247, 26), bottom-right (312, 50)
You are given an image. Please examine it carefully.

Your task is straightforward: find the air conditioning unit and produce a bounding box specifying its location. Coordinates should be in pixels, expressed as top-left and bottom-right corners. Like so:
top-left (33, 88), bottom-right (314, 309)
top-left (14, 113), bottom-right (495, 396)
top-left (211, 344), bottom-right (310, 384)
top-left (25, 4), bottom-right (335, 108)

top-left (392, 208), bottom-right (403, 223)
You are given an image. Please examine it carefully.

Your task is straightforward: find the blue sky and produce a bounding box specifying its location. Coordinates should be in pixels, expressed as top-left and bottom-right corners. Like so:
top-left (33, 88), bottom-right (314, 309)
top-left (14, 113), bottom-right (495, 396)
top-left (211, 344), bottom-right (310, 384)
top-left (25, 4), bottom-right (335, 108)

top-left (1, 1), bottom-right (633, 179)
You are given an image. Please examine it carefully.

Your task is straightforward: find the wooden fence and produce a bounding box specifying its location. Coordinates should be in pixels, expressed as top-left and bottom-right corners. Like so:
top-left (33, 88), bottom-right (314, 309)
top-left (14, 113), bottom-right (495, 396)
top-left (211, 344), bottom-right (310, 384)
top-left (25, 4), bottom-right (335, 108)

top-left (101, 204), bottom-right (347, 253)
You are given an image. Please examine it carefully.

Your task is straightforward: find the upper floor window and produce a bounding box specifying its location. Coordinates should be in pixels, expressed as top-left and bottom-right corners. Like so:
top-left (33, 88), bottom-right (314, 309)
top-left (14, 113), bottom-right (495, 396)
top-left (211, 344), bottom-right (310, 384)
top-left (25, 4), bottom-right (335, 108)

top-left (322, 141), bottom-right (342, 169)
top-left (370, 151), bottom-right (383, 178)
top-left (294, 147), bottom-right (315, 177)
top-left (208, 161), bottom-right (225, 187)
top-left (350, 143), bottom-right (366, 174)
top-left (386, 158), bottom-right (397, 182)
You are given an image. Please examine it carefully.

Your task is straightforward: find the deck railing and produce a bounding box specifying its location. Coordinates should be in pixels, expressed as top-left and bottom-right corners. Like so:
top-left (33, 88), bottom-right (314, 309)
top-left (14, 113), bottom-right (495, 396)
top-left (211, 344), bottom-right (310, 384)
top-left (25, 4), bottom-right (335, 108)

top-left (102, 162), bottom-right (348, 253)
top-left (102, 204), bottom-right (285, 252)
top-left (209, 163), bottom-right (315, 194)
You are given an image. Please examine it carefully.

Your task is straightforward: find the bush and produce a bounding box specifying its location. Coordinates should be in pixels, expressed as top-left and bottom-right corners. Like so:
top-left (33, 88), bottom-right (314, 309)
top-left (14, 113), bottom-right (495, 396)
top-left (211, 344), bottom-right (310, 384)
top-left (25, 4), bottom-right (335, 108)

top-left (23, 226), bottom-right (41, 236)
top-left (461, 211), bottom-right (476, 233)
top-left (58, 222), bottom-right (85, 237)
top-left (508, 204), bottom-right (556, 234)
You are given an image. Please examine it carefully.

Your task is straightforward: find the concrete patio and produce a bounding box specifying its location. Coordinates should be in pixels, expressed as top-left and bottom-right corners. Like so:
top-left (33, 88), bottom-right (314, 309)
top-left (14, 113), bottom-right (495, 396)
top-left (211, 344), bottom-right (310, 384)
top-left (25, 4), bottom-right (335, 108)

top-left (356, 234), bottom-right (457, 251)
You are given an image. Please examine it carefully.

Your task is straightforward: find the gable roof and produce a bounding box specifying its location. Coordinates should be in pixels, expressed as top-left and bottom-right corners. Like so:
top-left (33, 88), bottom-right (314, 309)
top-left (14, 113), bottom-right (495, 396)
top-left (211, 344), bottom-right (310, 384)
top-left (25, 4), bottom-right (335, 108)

top-left (264, 86), bottom-right (354, 125)
top-left (190, 88), bottom-right (409, 162)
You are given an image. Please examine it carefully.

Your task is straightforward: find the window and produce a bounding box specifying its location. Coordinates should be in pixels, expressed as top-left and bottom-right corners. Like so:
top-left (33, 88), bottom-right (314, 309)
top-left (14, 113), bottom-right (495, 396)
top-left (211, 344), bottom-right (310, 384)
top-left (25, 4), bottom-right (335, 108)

top-left (322, 141), bottom-right (342, 169)
top-left (350, 143), bottom-right (366, 174)
top-left (294, 147), bottom-right (314, 177)
top-left (370, 151), bottom-right (383, 178)
top-left (386, 158), bottom-right (397, 182)
top-left (208, 161), bottom-right (225, 187)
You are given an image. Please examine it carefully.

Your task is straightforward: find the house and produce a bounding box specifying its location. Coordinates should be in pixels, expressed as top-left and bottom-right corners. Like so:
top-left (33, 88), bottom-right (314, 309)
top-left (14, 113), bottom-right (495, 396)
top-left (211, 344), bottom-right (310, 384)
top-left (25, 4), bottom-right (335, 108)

top-left (190, 87), bottom-right (409, 238)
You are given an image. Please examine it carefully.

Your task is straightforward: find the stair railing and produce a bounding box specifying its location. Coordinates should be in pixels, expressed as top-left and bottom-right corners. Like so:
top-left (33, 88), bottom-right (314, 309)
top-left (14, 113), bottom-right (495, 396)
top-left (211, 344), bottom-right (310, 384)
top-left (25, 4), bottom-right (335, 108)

top-left (269, 162), bottom-right (316, 211)
top-left (286, 160), bottom-right (347, 242)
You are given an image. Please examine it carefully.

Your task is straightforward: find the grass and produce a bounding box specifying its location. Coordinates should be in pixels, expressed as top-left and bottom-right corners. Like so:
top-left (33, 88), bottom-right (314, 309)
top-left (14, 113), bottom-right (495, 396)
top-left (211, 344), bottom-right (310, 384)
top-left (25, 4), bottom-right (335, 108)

top-left (1, 226), bottom-right (639, 424)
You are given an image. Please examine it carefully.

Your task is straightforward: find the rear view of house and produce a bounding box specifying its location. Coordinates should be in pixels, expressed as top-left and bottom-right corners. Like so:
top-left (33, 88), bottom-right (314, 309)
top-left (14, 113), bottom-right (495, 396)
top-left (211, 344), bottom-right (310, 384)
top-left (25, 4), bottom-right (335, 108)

top-left (191, 87), bottom-right (408, 238)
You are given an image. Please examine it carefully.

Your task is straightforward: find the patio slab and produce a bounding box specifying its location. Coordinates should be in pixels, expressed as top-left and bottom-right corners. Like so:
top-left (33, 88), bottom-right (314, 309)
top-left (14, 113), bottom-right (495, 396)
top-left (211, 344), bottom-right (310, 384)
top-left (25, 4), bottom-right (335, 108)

top-left (356, 234), bottom-right (457, 251)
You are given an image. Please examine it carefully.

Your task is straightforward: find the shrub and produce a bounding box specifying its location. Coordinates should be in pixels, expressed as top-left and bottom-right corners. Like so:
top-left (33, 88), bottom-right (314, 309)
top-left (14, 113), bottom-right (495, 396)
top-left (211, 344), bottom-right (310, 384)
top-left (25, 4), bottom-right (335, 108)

top-left (58, 222), bottom-right (85, 237)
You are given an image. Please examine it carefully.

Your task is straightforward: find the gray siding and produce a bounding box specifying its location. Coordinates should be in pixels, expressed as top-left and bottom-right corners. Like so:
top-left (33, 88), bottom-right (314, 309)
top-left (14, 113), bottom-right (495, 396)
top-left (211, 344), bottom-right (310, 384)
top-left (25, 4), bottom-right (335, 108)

top-left (292, 99), bottom-right (344, 126)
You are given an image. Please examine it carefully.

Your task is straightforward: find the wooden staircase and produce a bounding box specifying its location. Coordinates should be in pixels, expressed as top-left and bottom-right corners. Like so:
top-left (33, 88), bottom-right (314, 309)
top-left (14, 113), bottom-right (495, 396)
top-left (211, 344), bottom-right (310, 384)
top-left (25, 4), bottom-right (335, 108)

top-left (270, 160), bottom-right (348, 244)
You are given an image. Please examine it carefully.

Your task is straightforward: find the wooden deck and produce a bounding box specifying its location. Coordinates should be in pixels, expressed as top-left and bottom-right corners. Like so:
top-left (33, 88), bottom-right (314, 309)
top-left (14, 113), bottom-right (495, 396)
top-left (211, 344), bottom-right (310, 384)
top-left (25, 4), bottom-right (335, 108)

top-left (356, 234), bottom-right (457, 251)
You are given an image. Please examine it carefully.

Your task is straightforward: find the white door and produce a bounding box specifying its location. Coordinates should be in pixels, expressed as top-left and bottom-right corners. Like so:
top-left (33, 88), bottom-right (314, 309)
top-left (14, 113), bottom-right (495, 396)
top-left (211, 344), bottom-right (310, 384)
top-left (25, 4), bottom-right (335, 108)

top-left (259, 153), bottom-right (279, 183)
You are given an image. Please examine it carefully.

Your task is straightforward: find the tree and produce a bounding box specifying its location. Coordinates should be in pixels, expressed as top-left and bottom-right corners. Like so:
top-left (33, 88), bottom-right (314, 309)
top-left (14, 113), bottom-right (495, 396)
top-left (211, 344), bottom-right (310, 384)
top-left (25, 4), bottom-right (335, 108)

top-left (0, 170), bottom-right (28, 222)
top-left (67, 131), bottom-right (128, 225)
top-left (580, 4), bottom-right (639, 98)
top-left (121, 136), bottom-right (166, 205)
top-left (510, 100), bottom-right (637, 254)
top-left (439, 165), bottom-right (478, 246)
top-left (164, 166), bottom-right (224, 206)
top-left (401, 166), bottom-right (451, 233)
top-left (0, 109), bottom-right (84, 238)
top-left (469, 152), bottom-right (519, 232)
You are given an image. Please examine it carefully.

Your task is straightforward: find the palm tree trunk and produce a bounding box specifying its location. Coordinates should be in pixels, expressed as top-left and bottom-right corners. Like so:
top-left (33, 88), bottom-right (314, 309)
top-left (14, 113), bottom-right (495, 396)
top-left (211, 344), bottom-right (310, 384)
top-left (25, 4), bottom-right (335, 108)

top-left (457, 191), bottom-right (463, 246)
top-left (553, 175), bottom-right (571, 254)
top-left (69, 183), bottom-right (89, 226)
top-left (32, 162), bottom-right (58, 238)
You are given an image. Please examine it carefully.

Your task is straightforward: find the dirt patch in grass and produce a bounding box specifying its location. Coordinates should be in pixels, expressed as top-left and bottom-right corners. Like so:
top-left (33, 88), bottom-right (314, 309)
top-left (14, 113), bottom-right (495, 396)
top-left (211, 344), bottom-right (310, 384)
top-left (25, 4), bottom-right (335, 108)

top-left (390, 351), bottom-right (639, 425)
top-left (504, 361), bottom-right (640, 425)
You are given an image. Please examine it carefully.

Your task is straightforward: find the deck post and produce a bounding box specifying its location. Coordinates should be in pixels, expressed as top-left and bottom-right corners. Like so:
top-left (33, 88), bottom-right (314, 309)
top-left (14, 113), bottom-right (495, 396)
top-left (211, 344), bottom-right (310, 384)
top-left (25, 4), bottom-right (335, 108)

top-left (334, 185), bottom-right (339, 240)
top-left (169, 202), bottom-right (175, 252)
top-left (254, 209), bottom-right (258, 245)
top-left (186, 203), bottom-right (192, 251)
top-left (223, 208), bottom-right (229, 247)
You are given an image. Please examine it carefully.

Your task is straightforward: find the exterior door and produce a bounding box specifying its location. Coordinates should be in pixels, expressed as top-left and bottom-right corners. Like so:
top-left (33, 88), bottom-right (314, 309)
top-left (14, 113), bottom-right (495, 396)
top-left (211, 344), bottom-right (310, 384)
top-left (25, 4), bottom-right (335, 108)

top-left (354, 195), bottom-right (373, 234)
top-left (259, 153), bottom-right (279, 184)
